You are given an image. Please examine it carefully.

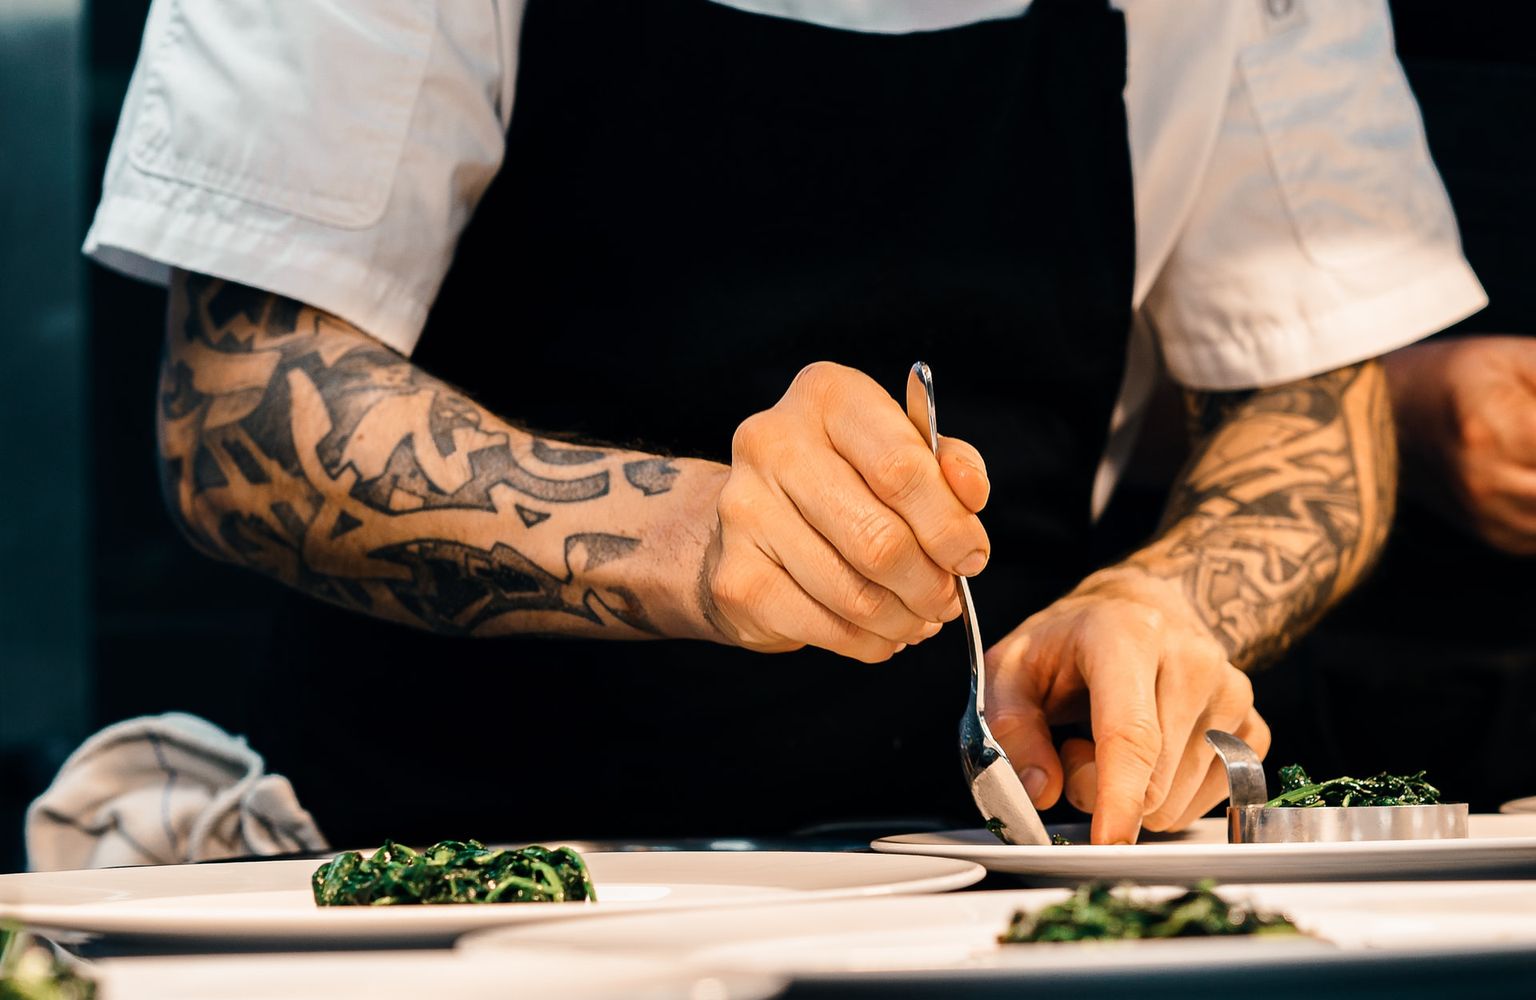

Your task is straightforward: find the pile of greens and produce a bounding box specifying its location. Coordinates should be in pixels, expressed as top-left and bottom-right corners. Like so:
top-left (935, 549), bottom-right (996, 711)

top-left (311, 839), bottom-right (596, 906)
top-left (0, 925), bottom-right (95, 1000)
top-left (999, 882), bottom-right (1298, 943)
top-left (1265, 764), bottom-right (1444, 808)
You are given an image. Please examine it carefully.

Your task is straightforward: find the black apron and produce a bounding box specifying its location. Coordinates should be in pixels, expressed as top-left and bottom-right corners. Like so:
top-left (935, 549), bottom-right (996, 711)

top-left (265, 0), bottom-right (1135, 846)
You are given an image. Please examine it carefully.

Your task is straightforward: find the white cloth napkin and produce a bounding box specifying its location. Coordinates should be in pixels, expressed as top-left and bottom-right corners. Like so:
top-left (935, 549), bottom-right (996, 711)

top-left (25, 712), bottom-right (327, 871)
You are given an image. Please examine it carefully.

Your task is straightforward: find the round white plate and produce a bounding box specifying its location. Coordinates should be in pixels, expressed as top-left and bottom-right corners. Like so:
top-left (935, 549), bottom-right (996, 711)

top-left (463, 881), bottom-right (1536, 989)
top-left (0, 850), bottom-right (982, 944)
top-left (93, 950), bottom-right (783, 1000)
top-left (1501, 796), bottom-right (1536, 814)
top-left (870, 814), bottom-right (1536, 884)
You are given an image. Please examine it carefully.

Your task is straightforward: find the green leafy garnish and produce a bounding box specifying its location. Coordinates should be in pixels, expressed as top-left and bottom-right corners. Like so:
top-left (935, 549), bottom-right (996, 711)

top-left (311, 839), bottom-right (596, 906)
top-left (1265, 764), bottom-right (1444, 808)
top-left (999, 882), bottom-right (1298, 943)
top-left (1, 924), bottom-right (95, 1000)
top-left (986, 818), bottom-right (1073, 846)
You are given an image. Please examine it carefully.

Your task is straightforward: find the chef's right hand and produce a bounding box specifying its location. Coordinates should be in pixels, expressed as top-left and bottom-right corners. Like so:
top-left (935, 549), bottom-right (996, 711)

top-left (700, 362), bottom-right (991, 662)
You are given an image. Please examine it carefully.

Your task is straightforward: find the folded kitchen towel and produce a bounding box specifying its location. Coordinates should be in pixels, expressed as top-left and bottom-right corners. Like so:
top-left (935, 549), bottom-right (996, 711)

top-left (25, 712), bottom-right (328, 871)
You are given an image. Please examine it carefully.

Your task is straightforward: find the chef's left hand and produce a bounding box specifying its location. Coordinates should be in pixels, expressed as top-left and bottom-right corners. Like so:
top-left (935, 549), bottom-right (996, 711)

top-left (983, 571), bottom-right (1269, 845)
top-left (1387, 334), bottom-right (1536, 554)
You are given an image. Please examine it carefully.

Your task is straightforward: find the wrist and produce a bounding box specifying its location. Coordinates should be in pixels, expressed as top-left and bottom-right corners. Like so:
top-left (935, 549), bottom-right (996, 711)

top-left (634, 458), bottom-right (734, 644)
top-left (1071, 558), bottom-right (1213, 642)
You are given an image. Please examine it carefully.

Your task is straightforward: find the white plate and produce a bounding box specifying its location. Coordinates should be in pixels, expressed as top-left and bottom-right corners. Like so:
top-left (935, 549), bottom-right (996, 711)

top-left (464, 881), bottom-right (1536, 988)
top-left (1501, 796), bottom-right (1536, 814)
top-left (92, 950), bottom-right (783, 1000)
top-left (0, 851), bottom-right (981, 944)
top-left (871, 814), bottom-right (1536, 884)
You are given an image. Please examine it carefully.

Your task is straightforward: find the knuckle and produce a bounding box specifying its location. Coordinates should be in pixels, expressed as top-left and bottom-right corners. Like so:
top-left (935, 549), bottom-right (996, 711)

top-left (1246, 714), bottom-right (1274, 758)
top-left (844, 576), bottom-right (894, 625)
top-left (714, 478), bottom-right (758, 527)
top-left (711, 563), bottom-right (773, 619)
top-left (1098, 715), bottom-right (1163, 771)
top-left (869, 445), bottom-right (929, 504)
top-left (1221, 667), bottom-right (1255, 705)
top-left (730, 412), bottom-right (771, 461)
top-left (789, 361), bottom-right (842, 402)
top-left (1457, 411), bottom-right (1495, 453)
top-left (1130, 603), bottom-right (1166, 634)
top-left (850, 510), bottom-right (909, 576)
top-left (917, 572), bottom-right (958, 618)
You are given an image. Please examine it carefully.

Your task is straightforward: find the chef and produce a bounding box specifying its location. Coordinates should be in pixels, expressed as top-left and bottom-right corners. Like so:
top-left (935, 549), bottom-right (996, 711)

top-left (85, 0), bottom-right (1485, 845)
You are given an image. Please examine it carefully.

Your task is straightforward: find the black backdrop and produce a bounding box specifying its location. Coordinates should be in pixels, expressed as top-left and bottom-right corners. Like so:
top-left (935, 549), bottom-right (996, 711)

top-left (2, 0), bottom-right (1531, 870)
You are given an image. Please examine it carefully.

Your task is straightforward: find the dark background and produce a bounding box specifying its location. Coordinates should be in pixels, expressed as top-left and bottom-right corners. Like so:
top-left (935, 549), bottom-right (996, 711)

top-left (1, 0), bottom-right (1532, 871)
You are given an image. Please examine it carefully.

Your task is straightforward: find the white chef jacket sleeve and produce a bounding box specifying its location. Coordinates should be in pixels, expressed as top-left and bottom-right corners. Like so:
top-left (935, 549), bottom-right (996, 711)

top-left (83, 1), bottom-right (516, 357)
top-left (1143, 0), bottom-right (1487, 391)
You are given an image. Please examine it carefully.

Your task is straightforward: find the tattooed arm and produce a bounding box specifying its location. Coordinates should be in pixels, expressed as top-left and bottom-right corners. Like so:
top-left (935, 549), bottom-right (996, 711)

top-left (159, 271), bottom-right (987, 655)
top-left (159, 271), bottom-right (730, 640)
top-left (1121, 360), bottom-right (1397, 668)
top-left (984, 360), bottom-right (1396, 843)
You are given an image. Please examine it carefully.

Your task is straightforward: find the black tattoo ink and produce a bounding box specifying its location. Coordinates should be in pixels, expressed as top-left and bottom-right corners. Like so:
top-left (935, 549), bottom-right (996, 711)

top-left (223, 438), bottom-right (269, 485)
top-left (160, 361), bottom-right (207, 419)
top-left (161, 276), bottom-right (662, 638)
top-left (565, 532), bottom-right (642, 572)
top-left (1132, 363), bottom-right (1394, 670)
top-left (328, 511), bottom-right (363, 539)
top-left (516, 504), bottom-right (551, 528)
top-left (532, 438), bottom-right (608, 465)
top-left (191, 446), bottom-right (228, 493)
top-left (624, 458), bottom-right (681, 496)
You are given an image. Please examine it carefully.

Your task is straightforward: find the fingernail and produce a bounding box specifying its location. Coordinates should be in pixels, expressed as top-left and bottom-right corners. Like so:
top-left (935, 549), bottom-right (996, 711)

top-left (1020, 767), bottom-right (1048, 801)
top-left (921, 620), bottom-right (942, 638)
top-left (893, 643), bottom-right (907, 653)
top-left (952, 455), bottom-right (984, 476)
top-left (955, 550), bottom-right (988, 577)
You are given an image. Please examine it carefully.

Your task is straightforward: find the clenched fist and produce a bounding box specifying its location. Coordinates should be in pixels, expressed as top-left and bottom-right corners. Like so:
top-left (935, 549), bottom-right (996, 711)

top-left (701, 362), bottom-right (991, 662)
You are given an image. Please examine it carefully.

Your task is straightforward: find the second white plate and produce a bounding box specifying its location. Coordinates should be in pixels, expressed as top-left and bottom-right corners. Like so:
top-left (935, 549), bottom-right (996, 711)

top-left (0, 850), bottom-right (982, 944)
top-left (464, 881), bottom-right (1536, 988)
top-left (871, 814), bottom-right (1536, 883)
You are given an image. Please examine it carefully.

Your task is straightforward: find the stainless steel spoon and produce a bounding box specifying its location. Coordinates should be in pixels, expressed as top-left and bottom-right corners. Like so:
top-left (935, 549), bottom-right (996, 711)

top-left (905, 362), bottom-right (1051, 846)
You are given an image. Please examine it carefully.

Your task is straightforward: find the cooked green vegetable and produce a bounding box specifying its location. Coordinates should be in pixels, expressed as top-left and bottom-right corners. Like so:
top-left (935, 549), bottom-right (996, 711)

top-left (984, 818), bottom-right (1073, 846)
top-left (1265, 764), bottom-right (1443, 808)
top-left (311, 839), bottom-right (596, 906)
top-left (0, 924), bottom-right (95, 1000)
top-left (998, 882), bottom-right (1298, 943)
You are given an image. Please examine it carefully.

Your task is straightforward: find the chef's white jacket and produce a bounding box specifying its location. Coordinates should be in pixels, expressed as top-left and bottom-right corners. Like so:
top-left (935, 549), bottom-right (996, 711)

top-left (84, 0), bottom-right (1487, 511)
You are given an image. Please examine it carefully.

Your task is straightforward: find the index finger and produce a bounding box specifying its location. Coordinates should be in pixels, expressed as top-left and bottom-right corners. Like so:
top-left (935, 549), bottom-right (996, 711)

top-left (819, 377), bottom-right (990, 576)
top-left (1079, 629), bottom-right (1162, 845)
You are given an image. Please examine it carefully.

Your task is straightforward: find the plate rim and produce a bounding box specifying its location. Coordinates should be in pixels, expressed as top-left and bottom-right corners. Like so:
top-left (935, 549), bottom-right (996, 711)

top-left (0, 850), bottom-right (985, 941)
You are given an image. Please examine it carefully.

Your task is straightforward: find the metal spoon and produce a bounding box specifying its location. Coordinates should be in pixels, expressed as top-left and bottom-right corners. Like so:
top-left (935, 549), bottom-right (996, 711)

top-left (905, 362), bottom-right (1051, 846)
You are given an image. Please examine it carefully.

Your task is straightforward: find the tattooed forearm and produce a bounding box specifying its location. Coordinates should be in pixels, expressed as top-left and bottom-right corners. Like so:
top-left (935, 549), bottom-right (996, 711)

top-left (158, 272), bottom-right (724, 639)
top-left (1120, 361), bottom-right (1397, 669)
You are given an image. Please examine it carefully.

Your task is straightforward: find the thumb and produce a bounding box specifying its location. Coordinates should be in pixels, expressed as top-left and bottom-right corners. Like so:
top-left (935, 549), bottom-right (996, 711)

top-left (984, 645), bottom-right (1062, 808)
